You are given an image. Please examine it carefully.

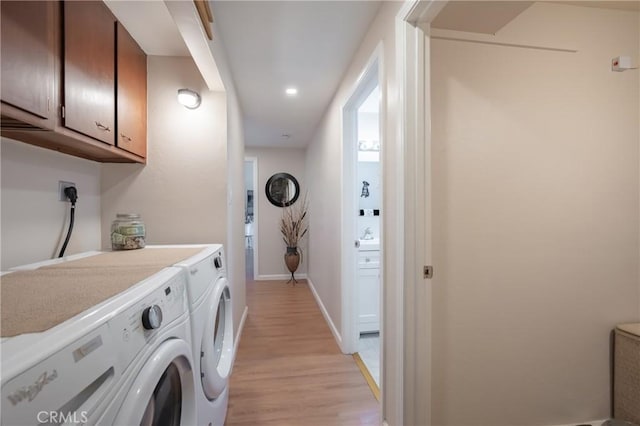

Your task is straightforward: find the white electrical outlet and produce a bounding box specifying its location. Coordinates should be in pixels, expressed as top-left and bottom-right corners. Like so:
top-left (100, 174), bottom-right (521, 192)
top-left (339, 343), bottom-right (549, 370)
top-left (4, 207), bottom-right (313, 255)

top-left (612, 56), bottom-right (632, 72)
top-left (58, 181), bottom-right (76, 201)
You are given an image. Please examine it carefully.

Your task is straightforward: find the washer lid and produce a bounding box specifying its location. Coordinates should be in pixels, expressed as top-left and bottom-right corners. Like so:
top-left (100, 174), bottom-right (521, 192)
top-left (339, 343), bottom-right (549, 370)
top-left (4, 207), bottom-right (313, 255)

top-left (200, 278), bottom-right (234, 400)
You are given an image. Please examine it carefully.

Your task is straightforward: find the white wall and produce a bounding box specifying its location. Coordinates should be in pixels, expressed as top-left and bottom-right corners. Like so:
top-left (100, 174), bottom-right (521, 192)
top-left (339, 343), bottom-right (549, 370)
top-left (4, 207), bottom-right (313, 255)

top-left (304, 2), bottom-right (403, 424)
top-left (101, 56), bottom-right (227, 246)
top-left (223, 81), bottom-right (246, 338)
top-left (1, 138), bottom-right (102, 269)
top-left (225, 93), bottom-right (246, 338)
top-left (100, 55), bottom-right (245, 333)
top-left (430, 4), bottom-right (639, 425)
top-left (245, 147), bottom-right (307, 278)
top-left (208, 19), bottom-right (247, 339)
top-left (358, 111), bottom-right (380, 142)
top-left (101, 54), bottom-right (247, 335)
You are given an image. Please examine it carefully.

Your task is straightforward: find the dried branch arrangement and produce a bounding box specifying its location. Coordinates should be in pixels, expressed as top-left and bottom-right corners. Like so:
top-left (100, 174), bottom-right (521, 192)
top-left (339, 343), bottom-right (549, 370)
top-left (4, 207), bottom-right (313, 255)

top-left (280, 194), bottom-right (308, 248)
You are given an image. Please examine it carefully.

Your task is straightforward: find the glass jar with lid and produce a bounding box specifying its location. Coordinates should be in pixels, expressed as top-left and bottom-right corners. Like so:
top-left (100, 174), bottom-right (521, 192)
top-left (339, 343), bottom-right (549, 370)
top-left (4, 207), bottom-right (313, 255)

top-left (111, 213), bottom-right (146, 250)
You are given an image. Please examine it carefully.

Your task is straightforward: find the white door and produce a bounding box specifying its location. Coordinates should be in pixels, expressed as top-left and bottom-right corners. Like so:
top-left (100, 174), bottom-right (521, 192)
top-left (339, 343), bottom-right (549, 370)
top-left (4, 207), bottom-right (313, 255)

top-left (341, 50), bottom-right (383, 355)
top-left (396, 1), bottom-right (443, 424)
top-left (114, 339), bottom-right (196, 426)
top-left (200, 278), bottom-right (234, 400)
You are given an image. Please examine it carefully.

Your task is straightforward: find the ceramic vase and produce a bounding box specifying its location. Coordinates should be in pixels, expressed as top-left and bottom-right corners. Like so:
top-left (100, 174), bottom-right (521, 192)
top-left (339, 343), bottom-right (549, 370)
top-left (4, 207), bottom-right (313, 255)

top-left (284, 246), bottom-right (300, 284)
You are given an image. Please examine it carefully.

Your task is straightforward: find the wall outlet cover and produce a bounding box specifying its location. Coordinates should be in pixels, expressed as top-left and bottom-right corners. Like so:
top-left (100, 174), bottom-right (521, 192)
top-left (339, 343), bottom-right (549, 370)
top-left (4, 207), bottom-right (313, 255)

top-left (612, 56), bottom-right (632, 71)
top-left (58, 181), bottom-right (76, 201)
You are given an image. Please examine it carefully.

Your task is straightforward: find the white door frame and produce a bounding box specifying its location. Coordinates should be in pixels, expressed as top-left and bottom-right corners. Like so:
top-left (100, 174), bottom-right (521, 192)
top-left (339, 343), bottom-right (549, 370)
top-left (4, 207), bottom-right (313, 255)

top-left (341, 46), bottom-right (383, 356)
top-left (394, 1), bottom-right (446, 425)
top-left (244, 156), bottom-right (259, 280)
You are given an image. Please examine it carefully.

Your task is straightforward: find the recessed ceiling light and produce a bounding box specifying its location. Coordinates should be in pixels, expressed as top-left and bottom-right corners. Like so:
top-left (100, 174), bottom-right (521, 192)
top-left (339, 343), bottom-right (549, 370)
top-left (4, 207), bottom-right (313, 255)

top-left (285, 87), bottom-right (298, 96)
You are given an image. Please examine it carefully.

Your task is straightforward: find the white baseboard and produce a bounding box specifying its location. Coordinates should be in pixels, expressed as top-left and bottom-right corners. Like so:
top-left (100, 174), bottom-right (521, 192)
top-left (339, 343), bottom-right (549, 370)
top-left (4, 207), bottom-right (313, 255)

top-left (306, 276), bottom-right (343, 351)
top-left (231, 305), bottom-right (248, 371)
top-left (548, 419), bottom-right (607, 426)
top-left (255, 273), bottom-right (308, 281)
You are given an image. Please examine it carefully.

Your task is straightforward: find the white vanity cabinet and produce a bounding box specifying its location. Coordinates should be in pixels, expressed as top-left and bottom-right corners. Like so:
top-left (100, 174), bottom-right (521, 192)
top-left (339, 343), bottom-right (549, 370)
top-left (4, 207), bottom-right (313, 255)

top-left (358, 249), bottom-right (380, 333)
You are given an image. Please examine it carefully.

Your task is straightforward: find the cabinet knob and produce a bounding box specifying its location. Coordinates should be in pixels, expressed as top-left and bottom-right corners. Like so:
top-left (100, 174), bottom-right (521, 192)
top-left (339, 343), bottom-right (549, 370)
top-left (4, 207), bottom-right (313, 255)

top-left (120, 133), bottom-right (132, 142)
top-left (95, 121), bottom-right (111, 132)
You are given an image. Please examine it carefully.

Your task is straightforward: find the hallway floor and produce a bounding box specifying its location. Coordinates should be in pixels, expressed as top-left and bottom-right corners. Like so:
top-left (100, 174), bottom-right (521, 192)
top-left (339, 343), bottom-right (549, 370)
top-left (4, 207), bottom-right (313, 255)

top-left (357, 333), bottom-right (380, 386)
top-left (226, 279), bottom-right (380, 425)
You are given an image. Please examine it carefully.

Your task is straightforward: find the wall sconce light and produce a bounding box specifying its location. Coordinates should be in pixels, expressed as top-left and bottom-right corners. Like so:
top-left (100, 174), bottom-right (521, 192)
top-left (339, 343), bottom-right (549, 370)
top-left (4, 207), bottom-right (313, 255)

top-left (177, 88), bottom-right (201, 109)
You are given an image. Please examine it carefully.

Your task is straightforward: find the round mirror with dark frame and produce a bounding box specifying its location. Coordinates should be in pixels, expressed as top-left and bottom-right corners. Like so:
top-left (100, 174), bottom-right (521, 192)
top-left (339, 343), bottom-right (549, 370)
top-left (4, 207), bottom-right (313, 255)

top-left (265, 173), bottom-right (300, 207)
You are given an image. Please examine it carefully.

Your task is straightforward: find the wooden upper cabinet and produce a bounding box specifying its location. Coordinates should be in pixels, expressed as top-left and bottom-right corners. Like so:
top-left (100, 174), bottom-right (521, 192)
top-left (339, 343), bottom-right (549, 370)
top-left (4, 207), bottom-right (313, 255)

top-left (116, 23), bottom-right (147, 158)
top-left (1, 1), bottom-right (55, 124)
top-left (63, 1), bottom-right (115, 145)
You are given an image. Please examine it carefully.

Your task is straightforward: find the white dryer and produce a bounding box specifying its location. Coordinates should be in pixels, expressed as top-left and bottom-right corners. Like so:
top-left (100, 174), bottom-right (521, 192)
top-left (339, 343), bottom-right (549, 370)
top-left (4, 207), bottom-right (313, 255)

top-left (98, 267), bottom-right (196, 426)
top-left (2, 255), bottom-right (197, 426)
top-left (147, 245), bottom-right (234, 426)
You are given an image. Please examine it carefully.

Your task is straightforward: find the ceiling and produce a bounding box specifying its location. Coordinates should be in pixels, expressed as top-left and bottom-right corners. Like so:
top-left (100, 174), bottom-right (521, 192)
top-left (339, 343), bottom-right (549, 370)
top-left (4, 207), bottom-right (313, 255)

top-left (105, 0), bottom-right (637, 149)
top-left (431, 1), bottom-right (639, 34)
top-left (103, 1), bottom-right (189, 56)
top-left (432, 2), bottom-right (535, 34)
top-left (551, 1), bottom-right (640, 11)
top-left (212, 1), bottom-right (381, 149)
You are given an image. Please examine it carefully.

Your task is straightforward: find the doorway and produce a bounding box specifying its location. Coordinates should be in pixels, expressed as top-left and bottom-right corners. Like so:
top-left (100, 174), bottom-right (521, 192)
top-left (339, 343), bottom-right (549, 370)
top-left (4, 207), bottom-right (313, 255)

top-left (244, 157), bottom-right (258, 281)
top-left (342, 53), bottom-right (383, 394)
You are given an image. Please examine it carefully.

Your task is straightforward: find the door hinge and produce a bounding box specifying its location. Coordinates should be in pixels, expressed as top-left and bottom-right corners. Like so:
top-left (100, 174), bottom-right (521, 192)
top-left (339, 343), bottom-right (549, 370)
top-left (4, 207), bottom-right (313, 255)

top-left (61, 105), bottom-right (65, 119)
top-left (423, 265), bottom-right (433, 279)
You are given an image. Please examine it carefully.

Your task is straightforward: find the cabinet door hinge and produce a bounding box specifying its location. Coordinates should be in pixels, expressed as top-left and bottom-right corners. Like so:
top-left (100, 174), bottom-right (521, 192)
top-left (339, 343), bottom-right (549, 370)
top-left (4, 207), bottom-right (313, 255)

top-left (61, 105), bottom-right (65, 119)
top-left (424, 265), bottom-right (433, 279)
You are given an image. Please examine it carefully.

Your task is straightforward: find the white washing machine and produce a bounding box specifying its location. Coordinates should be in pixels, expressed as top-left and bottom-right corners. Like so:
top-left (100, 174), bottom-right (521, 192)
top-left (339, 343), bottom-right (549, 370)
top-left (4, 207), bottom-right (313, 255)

top-left (147, 245), bottom-right (234, 426)
top-left (1, 294), bottom-right (121, 424)
top-left (2, 255), bottom-right (197, 426)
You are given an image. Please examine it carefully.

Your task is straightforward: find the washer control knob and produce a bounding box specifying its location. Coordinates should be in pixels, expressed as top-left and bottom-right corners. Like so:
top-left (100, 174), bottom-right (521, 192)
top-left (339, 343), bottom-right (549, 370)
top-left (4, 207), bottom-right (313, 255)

top-left (142, 305), bottom-right (163, 330)
top-left (214, 256), bottom-right (222, 269)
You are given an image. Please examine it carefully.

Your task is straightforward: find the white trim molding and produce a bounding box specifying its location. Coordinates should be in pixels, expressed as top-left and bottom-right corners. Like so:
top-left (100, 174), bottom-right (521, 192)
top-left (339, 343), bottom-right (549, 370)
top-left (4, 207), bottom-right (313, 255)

top-left (231, 305), bottom-right (248, 372)
top-left (341, 43), bottom-right (383, 357)
top-left (548, 421), bottom-right (608, 426)
top-left (395, 1), bottom-right (442, 425)
top-left (255, 273), bottom-right (308, 281)
top-left (307, 276), bottom-right (343, 352)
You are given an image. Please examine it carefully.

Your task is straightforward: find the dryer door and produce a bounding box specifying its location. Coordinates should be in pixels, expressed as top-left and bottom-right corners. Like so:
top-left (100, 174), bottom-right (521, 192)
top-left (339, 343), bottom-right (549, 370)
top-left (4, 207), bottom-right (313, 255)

top-left (114, 339), bottom-right (196, 426)
top-left (201, 277), bottom-right (234, 400)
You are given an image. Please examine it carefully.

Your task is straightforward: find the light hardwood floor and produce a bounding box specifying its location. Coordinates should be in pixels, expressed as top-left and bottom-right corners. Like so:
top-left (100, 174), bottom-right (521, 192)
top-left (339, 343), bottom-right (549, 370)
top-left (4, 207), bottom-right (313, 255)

top-left (226, 279), bottom-right (380, 426)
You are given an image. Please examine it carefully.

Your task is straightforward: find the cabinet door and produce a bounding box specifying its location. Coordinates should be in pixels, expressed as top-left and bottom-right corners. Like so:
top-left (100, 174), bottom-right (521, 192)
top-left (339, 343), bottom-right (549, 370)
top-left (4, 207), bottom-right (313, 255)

top-left (63, 1), bottom-right (115, 145)
top-left (358, 268), bottom-right (380, 334)
top-left (1, 1), bottom-right (55, 121)
top-left (116, 23), bottom-right (147, 158)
